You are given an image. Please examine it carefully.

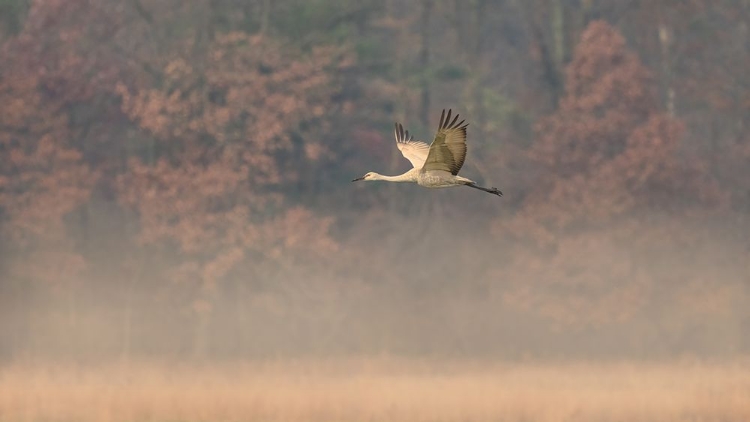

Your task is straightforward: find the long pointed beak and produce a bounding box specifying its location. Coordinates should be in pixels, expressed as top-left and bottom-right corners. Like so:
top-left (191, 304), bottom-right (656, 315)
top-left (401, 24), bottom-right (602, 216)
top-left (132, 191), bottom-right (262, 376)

top-left (351, 176), bottom-right (365, 182)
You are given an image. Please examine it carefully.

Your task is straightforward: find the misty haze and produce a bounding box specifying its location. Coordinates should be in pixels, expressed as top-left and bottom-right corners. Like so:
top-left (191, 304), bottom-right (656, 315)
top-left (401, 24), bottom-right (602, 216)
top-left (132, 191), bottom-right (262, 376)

top-left (1, 1), bottom-right (748, 421)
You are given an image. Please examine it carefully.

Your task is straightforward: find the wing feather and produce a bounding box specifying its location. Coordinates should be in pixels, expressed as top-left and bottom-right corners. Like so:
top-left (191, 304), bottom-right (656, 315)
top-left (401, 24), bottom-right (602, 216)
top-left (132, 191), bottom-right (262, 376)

top-left (394, 122), bottom-right (430, 169)
top-left (422, 109), bottom-right (468, 175)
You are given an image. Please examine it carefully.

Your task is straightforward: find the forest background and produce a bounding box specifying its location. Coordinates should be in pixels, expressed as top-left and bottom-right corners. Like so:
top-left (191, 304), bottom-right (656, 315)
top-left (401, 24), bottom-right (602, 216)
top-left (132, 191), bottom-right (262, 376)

top-left (1, 0), bottom-right (749, 362)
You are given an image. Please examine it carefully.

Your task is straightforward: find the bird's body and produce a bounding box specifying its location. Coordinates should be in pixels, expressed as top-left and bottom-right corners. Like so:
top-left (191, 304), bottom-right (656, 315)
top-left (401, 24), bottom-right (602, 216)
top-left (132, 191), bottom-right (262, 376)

top-left (360, 168), bottom-right (473, 187)
top-left (353, 109), bottom-right (502, 196)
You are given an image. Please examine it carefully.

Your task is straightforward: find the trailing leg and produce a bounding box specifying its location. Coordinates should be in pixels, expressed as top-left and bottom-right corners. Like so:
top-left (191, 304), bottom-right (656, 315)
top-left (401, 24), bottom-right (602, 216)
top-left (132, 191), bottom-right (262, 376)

top-left (465, 182), bottom-right (503, 197)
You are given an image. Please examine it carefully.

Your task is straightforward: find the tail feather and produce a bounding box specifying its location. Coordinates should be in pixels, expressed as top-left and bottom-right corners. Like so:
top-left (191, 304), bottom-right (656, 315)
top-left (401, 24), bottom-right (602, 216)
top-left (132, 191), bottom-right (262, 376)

top-left (466, 182), bottom-right (503, 197)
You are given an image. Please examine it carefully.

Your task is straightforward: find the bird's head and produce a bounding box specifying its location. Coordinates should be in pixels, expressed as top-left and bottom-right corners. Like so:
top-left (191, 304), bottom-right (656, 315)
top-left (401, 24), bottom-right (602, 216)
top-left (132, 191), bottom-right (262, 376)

top-left (352, 172), bottom-right (377, 182)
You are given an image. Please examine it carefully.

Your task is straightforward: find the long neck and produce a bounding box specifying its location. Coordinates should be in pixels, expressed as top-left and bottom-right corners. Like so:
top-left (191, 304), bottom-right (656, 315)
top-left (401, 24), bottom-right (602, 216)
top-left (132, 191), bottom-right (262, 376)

top-left (374, 171), bottom-right (416, 183)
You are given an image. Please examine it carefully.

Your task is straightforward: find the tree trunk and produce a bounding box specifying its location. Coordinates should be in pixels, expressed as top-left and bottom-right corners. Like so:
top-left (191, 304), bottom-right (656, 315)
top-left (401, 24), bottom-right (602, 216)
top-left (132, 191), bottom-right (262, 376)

top-left (657, 19), bottom-right (675, 116)
top-left (192, 286), bottom-right (218, 360)
top-left (418, 0), bottom-right (433, 128)
top-left (120, 255), bottom-right (146, 367)
top-left (260, 0), bottom-right (271, 35)
top-left (522, 0), bottom-right (562, 108)
top-left (471, 0), bottom-right (487, 143)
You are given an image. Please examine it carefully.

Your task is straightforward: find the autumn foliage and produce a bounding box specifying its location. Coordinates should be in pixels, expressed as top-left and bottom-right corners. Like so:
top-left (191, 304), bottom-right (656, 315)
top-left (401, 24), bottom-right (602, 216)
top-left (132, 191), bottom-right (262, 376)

top-left (496, 21), bottom-right (729, 326)
top-left (1, 1), bottom-right (747, 360)
top-left (0, 4), bottom-right (99, 286)
top-left (116, 33), bottom-right (342, 287)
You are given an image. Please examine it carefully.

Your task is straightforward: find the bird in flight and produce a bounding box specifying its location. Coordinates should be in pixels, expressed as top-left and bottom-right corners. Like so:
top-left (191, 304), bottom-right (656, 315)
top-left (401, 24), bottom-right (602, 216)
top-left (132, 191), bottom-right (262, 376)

top-left (352, 109), bottom-right (502, 196)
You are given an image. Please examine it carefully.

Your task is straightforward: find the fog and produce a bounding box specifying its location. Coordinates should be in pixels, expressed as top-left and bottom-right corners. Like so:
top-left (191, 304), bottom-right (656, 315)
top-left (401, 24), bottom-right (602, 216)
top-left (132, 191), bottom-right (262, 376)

top-left (2, 194), bottom-right (746, 363)
top-left (1, 0), bottom-right (749, 367)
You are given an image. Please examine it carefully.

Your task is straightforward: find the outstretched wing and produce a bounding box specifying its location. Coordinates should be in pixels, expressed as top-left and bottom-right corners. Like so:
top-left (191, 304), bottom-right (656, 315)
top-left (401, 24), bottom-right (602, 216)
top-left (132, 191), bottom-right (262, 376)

top-left (422, 109), bottom-right (468, 175)
top-left (394, 122), bottom-right (430, 169)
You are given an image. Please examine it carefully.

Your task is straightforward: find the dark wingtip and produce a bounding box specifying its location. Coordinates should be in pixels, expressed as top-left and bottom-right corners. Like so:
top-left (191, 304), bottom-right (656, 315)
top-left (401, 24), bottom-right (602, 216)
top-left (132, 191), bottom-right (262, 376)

top-left (395, 122), bottom-right (404, 141)
top-left (449, 112), bottom-right (460, 128)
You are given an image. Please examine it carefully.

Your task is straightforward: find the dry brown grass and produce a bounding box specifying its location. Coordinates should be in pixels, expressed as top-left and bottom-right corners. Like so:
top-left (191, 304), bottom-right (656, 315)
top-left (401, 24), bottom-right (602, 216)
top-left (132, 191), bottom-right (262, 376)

top-left (0, 358), bottom-right (748, 422)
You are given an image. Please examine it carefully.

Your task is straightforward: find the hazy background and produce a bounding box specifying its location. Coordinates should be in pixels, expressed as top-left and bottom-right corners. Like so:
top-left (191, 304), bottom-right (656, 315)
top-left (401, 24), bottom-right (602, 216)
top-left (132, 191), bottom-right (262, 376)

top-left (1, 0), bottom-right (748, 364)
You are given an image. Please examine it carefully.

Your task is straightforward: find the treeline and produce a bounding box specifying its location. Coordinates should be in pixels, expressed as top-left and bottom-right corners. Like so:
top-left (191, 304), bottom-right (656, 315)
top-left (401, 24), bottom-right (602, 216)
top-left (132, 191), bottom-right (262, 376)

top-left (0, 0), bottom-right (748, 361)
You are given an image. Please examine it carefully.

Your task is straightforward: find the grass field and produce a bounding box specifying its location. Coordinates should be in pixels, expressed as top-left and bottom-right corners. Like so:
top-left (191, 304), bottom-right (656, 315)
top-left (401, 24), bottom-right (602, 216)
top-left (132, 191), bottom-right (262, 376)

top-left (1, 359), bottom-right (748, 422)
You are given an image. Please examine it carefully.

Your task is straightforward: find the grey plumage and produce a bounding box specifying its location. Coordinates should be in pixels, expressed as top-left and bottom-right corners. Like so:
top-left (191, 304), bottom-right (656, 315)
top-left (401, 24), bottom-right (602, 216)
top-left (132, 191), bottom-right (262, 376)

top-left (353, 109), bottom-right (502, 197)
